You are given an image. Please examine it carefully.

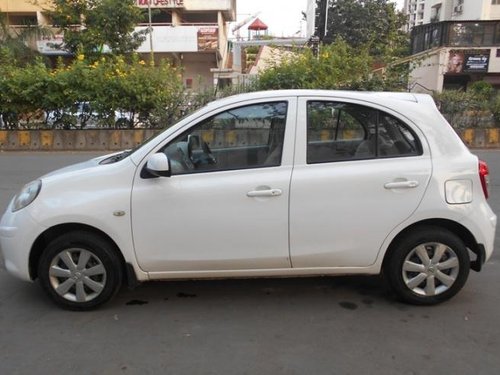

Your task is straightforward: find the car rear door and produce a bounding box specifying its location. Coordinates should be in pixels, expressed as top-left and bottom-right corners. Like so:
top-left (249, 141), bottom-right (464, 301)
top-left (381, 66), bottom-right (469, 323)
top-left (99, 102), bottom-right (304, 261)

top-left (289, 97), bottom-right (432, 268)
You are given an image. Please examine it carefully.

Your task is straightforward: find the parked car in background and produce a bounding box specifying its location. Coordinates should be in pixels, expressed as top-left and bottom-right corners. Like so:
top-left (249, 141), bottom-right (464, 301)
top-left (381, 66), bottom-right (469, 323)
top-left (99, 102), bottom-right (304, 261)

top-left (45, 102), bottom-right (134, 129)
top-left (0, 90), bottom-right (496, 310)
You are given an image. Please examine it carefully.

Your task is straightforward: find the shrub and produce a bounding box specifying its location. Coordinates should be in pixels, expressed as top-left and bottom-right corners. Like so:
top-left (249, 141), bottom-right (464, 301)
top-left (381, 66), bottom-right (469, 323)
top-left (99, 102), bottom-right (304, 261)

top-left (0, 54), bottom-right (185, 129)
top-left (434, 84), bottom-right (496, 129)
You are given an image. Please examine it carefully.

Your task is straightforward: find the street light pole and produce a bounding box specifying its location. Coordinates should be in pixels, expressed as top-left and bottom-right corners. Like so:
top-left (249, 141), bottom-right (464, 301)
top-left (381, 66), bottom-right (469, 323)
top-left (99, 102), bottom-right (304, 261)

top-left (148, 0), bottom-right (154, 65)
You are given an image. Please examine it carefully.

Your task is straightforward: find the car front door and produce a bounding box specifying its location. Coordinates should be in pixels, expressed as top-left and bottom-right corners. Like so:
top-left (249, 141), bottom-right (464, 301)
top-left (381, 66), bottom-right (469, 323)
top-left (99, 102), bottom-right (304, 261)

top-left (131, 99), bottom-right (296, 273)
top-left (290, 97), bottom-right (432, 268)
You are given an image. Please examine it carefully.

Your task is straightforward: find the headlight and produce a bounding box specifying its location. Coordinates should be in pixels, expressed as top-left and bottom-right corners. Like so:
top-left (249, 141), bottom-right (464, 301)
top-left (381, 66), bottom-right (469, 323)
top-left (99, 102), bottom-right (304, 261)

top-left (12, 180), bottom-right (42, 212)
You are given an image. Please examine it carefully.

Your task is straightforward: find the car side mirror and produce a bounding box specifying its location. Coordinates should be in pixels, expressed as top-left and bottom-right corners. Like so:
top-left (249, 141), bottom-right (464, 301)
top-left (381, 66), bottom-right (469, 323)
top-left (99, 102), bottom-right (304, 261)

top-left (145, 153), bottom-right (171, 178)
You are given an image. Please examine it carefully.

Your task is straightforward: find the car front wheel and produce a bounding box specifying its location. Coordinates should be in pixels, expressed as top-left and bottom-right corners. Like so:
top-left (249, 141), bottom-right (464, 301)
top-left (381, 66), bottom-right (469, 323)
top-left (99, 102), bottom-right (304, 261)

top-left (385, 227), bottom-right (470, 305)
top-left (38, 231), bottom-right (123, 310)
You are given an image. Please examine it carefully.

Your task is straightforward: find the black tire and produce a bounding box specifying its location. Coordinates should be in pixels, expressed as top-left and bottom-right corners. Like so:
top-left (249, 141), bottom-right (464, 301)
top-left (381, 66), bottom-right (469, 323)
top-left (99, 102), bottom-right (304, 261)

top-left (38, 231), bottom-right (123, 310)
top-left (385, 226), bottom-right (470, 305)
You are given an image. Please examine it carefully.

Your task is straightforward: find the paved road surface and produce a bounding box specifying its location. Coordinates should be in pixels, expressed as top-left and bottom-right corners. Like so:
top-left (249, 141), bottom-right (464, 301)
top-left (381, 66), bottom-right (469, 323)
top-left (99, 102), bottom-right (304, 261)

top-left (0, 151), bottom-right (499, 374)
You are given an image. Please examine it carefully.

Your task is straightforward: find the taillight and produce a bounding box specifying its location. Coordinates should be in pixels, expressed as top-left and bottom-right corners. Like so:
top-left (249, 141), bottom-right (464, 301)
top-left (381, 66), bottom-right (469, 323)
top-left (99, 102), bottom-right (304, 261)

top-left (479, 160), bottom-right (490, 199)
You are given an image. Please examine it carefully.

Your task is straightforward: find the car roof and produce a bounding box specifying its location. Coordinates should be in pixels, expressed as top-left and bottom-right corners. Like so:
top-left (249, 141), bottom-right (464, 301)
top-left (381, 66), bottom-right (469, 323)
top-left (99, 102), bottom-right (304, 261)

top-left (206, 90), bottom-right (422, 108)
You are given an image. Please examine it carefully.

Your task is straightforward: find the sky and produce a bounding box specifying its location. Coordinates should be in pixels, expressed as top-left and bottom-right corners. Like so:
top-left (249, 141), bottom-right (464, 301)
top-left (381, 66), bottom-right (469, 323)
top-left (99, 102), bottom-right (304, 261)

top-left (234, 0), bottom-right (406, 39)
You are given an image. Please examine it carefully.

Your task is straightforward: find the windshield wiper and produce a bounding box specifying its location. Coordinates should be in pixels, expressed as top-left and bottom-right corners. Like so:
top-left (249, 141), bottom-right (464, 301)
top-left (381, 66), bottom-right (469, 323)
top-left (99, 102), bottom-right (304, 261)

top-left (100, 150), bottom-right (131, 165)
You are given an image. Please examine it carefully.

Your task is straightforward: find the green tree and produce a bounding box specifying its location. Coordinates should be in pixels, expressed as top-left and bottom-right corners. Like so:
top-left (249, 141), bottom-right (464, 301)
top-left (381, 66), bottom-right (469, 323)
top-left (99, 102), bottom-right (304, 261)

top-left (49, 0), bottom-right (147, 57)
top-left (257, 39), bottom-right (407, 91)
top-left (318, 0), bottom-right (408, 59)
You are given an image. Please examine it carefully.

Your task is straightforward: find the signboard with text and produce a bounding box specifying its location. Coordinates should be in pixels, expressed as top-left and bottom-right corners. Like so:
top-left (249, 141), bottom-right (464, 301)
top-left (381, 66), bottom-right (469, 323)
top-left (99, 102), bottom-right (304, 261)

top-left (136, 0), bottom-right (184, 8)
top-left (136, 26), bottom-right (219, 53)
top-left (36, 35), bottom-right (71, 56)
top-left (135, 26), bottom-right (198, 52)
top-left (464, 51), bottom-right (490, 73)
top-left (197, 27), bottom-right (218, 51)
top-left (446, 49), bottom-right (490, 74)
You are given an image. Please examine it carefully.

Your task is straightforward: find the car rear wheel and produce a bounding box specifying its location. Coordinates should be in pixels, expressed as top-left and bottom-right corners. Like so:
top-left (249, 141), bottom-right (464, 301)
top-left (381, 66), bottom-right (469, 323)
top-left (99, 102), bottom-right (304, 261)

top-left (38, 231), bottom-right (123, 310)
top-left (385, 227), bottom-right (470, 305)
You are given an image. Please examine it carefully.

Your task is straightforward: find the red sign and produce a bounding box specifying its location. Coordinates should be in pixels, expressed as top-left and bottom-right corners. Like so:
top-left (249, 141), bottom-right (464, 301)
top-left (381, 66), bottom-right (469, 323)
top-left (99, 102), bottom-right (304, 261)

top-left (136, 0), bottom-right (184, 8)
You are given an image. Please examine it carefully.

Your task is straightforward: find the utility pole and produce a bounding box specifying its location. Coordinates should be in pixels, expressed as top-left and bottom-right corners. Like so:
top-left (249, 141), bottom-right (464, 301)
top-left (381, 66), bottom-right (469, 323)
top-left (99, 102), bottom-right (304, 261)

top-left (323, 0), bottom-right (328, 39)
top-left (147, 0), bottom-right (154, 65)
top-left (315, 0), bottom-right (329, 42)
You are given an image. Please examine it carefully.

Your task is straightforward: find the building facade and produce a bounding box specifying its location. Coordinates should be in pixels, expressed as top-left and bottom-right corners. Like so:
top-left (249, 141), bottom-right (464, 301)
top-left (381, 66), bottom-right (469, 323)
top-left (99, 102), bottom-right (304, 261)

top-left (409, 20), bottom-right (500, 92)
top-left (404, 0), bottom-right (427, 31)
top-left (0, 0), bottom-right (236, 90)
top-left (404, 0), bottom-right (500, 31)
top-left (407, 1), bottom-right (500, 92)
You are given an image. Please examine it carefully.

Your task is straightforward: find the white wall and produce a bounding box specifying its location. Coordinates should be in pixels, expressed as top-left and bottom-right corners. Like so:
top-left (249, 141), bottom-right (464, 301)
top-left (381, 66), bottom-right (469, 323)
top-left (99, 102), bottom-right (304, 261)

top-left (185, 0), bottom-right (232, 11)
top-left (487, 48), bottom-right (500, 72)
top-left (136, 26), bottom-right (198, 53)
top-left (409, 50), bottom-right (446, 92)
top-left (490, 4), bottom-right (500, 19)
top-left (182, 53), bottom-right (217, 90)
top-left (410, 47), bottom-right (500, 92)
top-left (421, 0), bottom-right (500, 23)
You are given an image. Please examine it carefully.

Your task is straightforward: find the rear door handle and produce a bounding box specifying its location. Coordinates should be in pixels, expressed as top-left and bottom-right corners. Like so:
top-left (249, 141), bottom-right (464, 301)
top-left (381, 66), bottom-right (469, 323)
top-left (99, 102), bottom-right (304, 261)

top-left (247, 189), bottom-right (282, 197)
top-left (384, 180), bottom-right (419, 189)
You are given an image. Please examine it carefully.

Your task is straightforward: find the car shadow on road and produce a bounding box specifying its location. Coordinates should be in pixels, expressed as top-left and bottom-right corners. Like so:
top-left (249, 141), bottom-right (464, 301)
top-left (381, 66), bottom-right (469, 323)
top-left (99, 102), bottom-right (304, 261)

top-left (110, 275), bottom-right (398, 311)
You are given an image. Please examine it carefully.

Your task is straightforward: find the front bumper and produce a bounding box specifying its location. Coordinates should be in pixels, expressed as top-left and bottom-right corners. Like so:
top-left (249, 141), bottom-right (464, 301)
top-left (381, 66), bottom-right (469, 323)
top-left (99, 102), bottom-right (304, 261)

top-left (0, 204), bottom-right (42, 282)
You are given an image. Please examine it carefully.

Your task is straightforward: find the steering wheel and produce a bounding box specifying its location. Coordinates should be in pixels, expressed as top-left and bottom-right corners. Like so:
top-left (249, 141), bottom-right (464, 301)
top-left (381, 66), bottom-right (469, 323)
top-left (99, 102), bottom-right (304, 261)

top-left (201, 142), bottom-right (217, 165)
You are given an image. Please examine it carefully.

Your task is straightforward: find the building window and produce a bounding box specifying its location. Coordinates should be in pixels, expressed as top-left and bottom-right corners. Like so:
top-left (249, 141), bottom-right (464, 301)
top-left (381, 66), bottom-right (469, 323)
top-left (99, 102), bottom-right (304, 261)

top-left (412, 21), bottom-right (500, 54)
top-left (431, 4), bottom-right (442, 23)
top-left (449, 23), bottom-right (497, 47)
top-left (139, 9), bottom-right (172, 25)
top-left (182, 12), bottom-right (218, 24)
top-left (7, 13), bottom-right (37, 26)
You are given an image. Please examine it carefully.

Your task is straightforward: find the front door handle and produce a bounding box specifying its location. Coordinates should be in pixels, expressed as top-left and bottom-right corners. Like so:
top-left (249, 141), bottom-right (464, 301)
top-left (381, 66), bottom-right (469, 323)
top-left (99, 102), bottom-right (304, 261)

top-left (247, 189), bottom-right (282, 197)
top-left (384, 180), bottom-right (419, 189)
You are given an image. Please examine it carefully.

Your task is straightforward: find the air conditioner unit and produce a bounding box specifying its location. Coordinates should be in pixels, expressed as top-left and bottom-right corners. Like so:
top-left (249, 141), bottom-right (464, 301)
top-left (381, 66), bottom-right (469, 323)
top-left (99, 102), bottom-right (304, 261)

top-left (454, 5), bottom-right (463, 13)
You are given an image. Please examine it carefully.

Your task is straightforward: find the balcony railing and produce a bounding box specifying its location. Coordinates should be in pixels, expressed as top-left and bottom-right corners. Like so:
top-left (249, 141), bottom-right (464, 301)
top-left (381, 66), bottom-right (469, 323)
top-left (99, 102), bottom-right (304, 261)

top-left (136, 22), bottom-right (218, 27)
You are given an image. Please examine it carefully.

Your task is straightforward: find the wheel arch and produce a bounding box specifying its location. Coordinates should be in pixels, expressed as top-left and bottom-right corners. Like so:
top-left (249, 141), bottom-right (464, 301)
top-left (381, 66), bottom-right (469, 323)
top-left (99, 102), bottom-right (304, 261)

top-left (382, 218), bottom-right (483, 272)
top-left (29, 223), bottom-right (128, 281)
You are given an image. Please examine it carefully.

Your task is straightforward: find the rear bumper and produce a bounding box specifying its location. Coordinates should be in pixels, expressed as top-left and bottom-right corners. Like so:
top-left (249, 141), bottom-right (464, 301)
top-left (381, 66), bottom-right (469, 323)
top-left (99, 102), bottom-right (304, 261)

top-left (459, 202), bottom-right (496, 269)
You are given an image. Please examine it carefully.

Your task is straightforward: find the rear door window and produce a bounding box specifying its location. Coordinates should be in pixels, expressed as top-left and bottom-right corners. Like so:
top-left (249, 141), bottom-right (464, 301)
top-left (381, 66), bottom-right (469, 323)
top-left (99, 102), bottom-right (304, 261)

top-left (306, 101), bottom-right (421, 163)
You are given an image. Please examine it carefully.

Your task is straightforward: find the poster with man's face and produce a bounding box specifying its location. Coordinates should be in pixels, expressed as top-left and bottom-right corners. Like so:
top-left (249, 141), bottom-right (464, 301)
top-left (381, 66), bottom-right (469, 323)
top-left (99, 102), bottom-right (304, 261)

top-left (447, 50), bottom-right (490, 74)
top-left (447, 51), bottom-right (464, 74)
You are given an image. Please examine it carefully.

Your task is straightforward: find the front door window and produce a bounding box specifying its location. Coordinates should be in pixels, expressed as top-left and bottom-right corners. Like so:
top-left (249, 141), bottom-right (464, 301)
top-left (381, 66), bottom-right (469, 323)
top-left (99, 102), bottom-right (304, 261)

top-left (161, 102), bottom-right (288, 174)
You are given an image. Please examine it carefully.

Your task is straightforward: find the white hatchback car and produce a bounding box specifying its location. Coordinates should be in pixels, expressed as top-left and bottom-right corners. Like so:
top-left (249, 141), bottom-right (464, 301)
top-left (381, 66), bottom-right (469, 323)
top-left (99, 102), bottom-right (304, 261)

top-left (0, 90), bottom-right (496, 310)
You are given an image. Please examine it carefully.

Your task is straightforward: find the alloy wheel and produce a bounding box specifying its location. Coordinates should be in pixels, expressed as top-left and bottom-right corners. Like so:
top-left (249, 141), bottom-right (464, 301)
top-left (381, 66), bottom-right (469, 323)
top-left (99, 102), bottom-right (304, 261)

top-left (48, 248), bottom-right (107, 303)
top-left (402, 242), bottom-right (460, 297)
